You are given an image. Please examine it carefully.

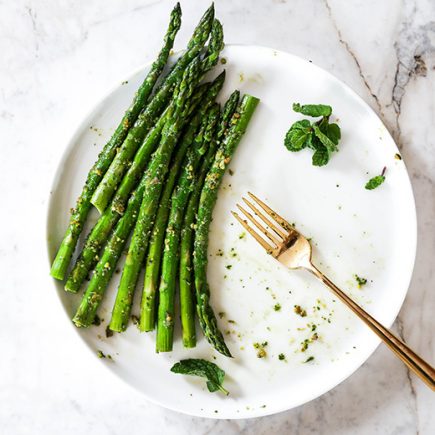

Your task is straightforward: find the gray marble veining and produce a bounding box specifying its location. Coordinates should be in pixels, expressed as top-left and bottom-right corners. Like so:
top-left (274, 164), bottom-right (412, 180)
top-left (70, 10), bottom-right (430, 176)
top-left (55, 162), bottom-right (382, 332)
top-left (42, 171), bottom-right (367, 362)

top-left (0, 0), bottom-right (434, 433)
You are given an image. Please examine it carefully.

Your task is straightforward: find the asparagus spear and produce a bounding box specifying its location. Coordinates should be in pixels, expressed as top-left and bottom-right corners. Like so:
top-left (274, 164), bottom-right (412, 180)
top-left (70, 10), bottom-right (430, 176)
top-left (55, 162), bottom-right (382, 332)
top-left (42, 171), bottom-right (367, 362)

top-left (50, 3), bottom-right (182, 280)
top-left (139, 74), bottom-right (225, 333)
top-left (109, 57), bottom-right (203, 333)
top-left (72, 183), bottom-right (144, 328)
top-left (193, 94), bottom-right (260, 357)
top-left (90, 5), bottom-right (216, 214)
top-left (155, 104), bottom-right (220, 352)
top-left (71, 82), bottom-right (215, 326)
top-left (179, 91), bottom-right (240, 348)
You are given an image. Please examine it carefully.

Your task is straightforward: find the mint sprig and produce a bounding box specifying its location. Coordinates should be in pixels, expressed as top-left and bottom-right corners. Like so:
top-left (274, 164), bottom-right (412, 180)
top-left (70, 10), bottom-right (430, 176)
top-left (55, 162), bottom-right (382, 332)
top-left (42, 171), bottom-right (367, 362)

top-left (284, 103), bottom-right (341, 166)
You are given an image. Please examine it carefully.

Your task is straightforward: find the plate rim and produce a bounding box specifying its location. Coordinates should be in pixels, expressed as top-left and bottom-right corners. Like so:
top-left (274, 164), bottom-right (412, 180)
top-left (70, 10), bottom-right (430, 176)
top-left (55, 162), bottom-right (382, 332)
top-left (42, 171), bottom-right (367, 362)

top-left (45, 43), bottom-right (418, 419)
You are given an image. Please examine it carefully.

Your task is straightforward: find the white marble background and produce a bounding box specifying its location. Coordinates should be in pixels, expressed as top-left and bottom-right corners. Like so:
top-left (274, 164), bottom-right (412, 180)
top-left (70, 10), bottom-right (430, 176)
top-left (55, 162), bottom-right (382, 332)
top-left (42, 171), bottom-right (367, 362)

top-left (1, 0), bottom-right (434, 433)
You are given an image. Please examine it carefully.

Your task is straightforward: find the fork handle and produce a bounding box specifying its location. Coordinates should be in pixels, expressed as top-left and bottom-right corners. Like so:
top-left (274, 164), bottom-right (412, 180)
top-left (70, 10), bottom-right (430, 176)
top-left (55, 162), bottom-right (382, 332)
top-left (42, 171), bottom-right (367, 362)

top-left (308, 264), bottom-right (435, 391)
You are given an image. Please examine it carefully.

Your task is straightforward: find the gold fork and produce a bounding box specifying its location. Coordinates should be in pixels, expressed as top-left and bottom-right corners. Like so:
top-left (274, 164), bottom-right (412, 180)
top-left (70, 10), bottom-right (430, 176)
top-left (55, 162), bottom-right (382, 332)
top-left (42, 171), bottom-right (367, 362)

top-left (232, 192), bottom-right (435, 390)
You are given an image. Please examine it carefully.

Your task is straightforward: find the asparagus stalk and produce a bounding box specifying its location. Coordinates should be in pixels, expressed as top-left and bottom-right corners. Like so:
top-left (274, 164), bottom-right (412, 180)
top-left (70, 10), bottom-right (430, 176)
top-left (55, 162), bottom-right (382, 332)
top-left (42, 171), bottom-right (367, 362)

top-left (179, 91), bottom-right (240, 348)
top-left (139, 74), bottom-right (225, 332)
top-left (50, 3), bottom-right (182, 280)
top-left (155, 104), bottom-right (220, 352)
top-left (72, 183), bottom-right (145, 327)
top-left (90, 5), bottom-right (216, 214)
top-left (193, 94), bottom-right (260, 357)
top-left (71, 82), bottom-right (213, 325)
top-left (109, 58), bottom-right (203, 333)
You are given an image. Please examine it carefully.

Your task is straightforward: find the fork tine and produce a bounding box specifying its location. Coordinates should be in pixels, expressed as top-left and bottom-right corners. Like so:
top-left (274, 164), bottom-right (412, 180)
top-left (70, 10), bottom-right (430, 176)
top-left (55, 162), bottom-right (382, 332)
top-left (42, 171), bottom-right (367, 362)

top-left (231, 211), bottom-right (275, 254)
top-left (237, 204), bottom-right (281, 246)
top-left (248, 192), bottom-right (296, 233)
top-left (242, 197), bottom-right (287, 239)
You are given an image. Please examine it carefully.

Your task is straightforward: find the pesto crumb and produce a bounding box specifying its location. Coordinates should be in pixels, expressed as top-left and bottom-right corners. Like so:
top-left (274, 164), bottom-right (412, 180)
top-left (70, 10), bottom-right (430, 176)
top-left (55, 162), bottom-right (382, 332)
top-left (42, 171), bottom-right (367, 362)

top-left (92, 314), bottom-right (102, 326)
top-left (105, 325), bottom-right (114, 338)
top-left (225, 264), bottom-right (232, 270)
top-left (239, 232), bottom-right (246, 239)
top-left (253, 341), bottom-right (268, 358)
top-left (304, 356), bottom-right (315, 363)
top-left (97, 350), bottom-right (106, 359)
top-left (294, 305), bottom-right (307, 317)
top-left (218, 312), bottom-right (225, 319)
top-left (278, 353), bottom-right (286, 361)
top-left (216, 249), bottom-right (224, 256)
top-left (274, 303), bottom-right (281, 311)
top-left (354, 274), bottom-right (367, 288)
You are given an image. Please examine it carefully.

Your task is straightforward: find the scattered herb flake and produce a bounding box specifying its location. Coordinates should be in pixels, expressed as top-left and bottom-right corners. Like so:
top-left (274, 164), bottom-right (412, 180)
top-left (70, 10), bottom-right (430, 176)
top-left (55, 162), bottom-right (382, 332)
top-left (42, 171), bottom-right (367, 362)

top-left (354, 274), bottom-right (367, 288)
top-left (253, 341), bottom-right (268, 358)
top-left (97, 350), bottom-right (106, 359)
top-left (274, 303), bottom-right (281, 311)
top-left (225, 265), bottom-right (232, 270)
top-left (278, 353), bottom-right (286, 361)
top-left (304, 356), bottom-right (315, 363)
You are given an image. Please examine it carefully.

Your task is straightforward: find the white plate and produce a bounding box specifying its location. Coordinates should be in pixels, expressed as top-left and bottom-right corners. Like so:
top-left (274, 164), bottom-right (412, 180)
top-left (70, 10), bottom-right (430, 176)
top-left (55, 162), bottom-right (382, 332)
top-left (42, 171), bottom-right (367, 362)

top-left (46, 45), bottom-right (417, 419)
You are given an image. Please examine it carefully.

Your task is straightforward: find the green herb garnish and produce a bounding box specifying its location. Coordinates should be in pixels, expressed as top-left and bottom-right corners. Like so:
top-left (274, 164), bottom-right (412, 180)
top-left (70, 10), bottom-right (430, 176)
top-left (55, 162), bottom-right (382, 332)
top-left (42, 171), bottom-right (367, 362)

top-left (284, 103), bottom-right (341, 166)
top-left (170, 359), bottom-right (229, 395)
top-left (365, 167), bottom-right (386, 190)
top-left (278, 353), bottom-right (286, 361)
top-left (304, 356), bottom-right (315, 363)
top-left (274, 303), bottom-right (281, 311)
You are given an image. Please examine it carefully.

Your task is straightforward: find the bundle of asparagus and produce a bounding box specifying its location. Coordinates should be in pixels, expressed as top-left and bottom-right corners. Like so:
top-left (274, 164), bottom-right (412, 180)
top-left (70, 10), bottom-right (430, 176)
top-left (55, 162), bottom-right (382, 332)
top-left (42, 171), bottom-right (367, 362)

top-left (50, 3), bottom-right (259, 357)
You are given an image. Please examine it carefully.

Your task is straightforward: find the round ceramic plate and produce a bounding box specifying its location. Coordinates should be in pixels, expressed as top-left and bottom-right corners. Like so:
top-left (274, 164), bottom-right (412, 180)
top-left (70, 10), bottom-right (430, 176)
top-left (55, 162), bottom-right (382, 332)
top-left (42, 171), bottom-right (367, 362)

top-left (47, 45), bottom-right (417, 419)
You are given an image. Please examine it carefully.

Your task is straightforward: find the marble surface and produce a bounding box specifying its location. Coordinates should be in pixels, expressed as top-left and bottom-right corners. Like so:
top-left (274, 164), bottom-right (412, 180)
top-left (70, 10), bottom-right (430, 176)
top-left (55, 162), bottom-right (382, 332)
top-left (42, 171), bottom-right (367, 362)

top-left (0, 0), bottom-right (434, 433)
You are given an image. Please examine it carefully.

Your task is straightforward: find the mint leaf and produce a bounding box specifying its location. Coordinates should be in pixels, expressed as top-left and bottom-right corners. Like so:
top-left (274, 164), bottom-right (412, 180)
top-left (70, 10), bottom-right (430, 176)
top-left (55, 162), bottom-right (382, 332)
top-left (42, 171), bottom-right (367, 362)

top-left (312, 144), bottom-right (329, 166)
top-left (365, 167), bottom-right (386, 190)
top-left (293, 103), bottom-right (332, 118)
top-left (326, 123), bottom-right (341, 145)
top-left (313, 124), bottom-right (338, 153)
top-left (171, 359), bottom-right (229, 395)
top-left (284, 119), bottom-right (312, 151)
top-left (365, 175), bottom-right (385, 190)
